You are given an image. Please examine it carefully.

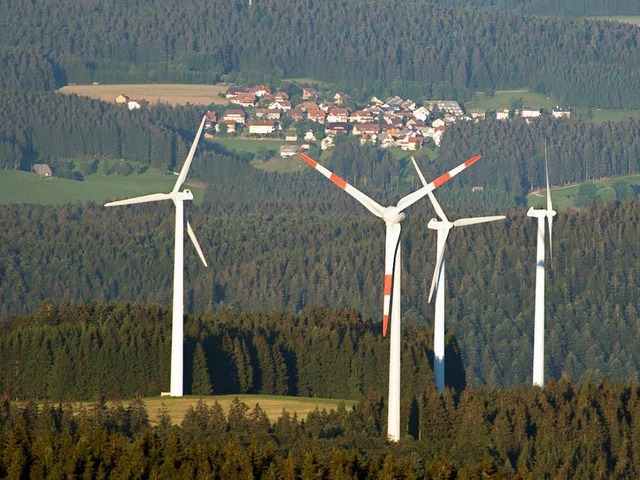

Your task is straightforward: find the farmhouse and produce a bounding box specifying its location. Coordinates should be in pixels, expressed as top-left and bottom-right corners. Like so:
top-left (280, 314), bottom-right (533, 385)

top-left (496, 108), bottom-right (510, 120)
top-left (222, 109), bottom-right (246, 124)
top-left (32, 164), bottom-right (53, 177)
top-left (248, 120), bottom-right (276, 134)
top-left (552, 106), bottom-right (572, 119)
top-left (279, 145), bottom-right (299, 157)
top-left (231, 93), bottom-right (256, 107)
top-left (326, 108), bottom-right (349, 123)
top-left (521, 106), bottom-right (542, 118)
top-left (115, 94), bottom-right (129, 104)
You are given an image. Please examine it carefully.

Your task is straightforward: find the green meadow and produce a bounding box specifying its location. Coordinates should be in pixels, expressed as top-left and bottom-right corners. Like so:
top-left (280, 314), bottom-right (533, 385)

top-left (0, 163), bottom-right (205, 206)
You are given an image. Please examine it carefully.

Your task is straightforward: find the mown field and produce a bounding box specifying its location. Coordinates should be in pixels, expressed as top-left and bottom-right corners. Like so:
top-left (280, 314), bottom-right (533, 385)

top-left (59, 84), bottom-right (230, 106)
top-left (82, 394), bottom-right (355, 425)
top-left (0, 166), bottom-right (205, 205)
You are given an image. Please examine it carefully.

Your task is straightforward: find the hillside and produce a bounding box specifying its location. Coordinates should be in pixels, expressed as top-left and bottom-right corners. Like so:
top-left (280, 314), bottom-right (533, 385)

top-left (2, 0), bottom-right (640, 108)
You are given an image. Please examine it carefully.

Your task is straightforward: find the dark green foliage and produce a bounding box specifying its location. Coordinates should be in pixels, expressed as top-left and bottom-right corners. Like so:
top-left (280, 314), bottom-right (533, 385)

top-left (3, 378), bottom-right (640, 477)
top-left (0, 304), bottom-right (441, 402)
top-left (2, 1), bottom-right (640, 107)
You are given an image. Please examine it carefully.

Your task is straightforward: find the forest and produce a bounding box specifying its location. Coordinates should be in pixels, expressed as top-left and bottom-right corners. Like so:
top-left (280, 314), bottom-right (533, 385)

top-left (2, 193), bottom-right (640, 389)
top-left (2, 0), bottom-right (640, 107)
top-left (3, 369), bottom-right (640, 477)
top-left (3, 1), bottom-right (640, 476)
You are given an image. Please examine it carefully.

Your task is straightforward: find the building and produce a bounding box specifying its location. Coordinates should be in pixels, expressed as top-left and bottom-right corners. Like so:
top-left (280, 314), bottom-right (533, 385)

top-left (32, 164), bottom-right (53, 177)
top-left (247, 120), bottom-right (276, 134)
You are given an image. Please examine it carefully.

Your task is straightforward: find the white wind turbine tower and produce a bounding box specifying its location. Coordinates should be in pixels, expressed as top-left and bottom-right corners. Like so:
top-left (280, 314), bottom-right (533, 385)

top-left (105, 115), bottom-right (208, 397)
top-left (527, 144), bottom-right (556, 388)
top-left (300, 152), bottom-right (482, 441)
top-left (412, 158), bottom-right (505, 394)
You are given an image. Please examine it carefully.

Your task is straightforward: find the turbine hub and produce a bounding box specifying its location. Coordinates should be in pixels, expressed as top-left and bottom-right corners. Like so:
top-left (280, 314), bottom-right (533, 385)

top-left (383, 206), bottom-right (407, 224)
top-left (174, 189), bottom-right (194, 201)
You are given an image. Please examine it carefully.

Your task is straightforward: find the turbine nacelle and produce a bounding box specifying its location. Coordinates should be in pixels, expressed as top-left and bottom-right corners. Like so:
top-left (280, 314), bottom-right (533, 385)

top-left (427, 218), bottom-right (453, 231)
top-left (383, 206), bottom-right (407, 224)
top-left (173, 189), bottom-right (194, 202)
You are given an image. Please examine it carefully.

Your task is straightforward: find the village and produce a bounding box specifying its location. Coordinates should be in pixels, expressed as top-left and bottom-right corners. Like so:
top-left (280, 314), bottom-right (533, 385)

top-left (116, 85), bottom-right (572, 159)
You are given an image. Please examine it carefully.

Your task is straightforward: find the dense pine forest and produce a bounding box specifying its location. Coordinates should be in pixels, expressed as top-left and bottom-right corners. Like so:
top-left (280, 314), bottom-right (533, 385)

top-left (3, 1), bottom-right (640, 476)
top-left (4, 376), bottom-right (640, 477)
top-left (3, 196), bottom-right (640, 388)
top-left (2, 0), bottom-right (640, 107)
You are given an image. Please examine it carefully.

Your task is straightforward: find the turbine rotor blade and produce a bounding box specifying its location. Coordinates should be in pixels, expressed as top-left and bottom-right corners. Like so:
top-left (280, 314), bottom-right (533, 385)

top-left (187, 221), bottom-right (208, 267)
top-left (300, 153), bottom-right (385, 218)
top-left (544, 142), bottom-right (555, 258)
top-left (453, 215), bottom-right (506, 227)
top-left (428, 226), bottom-right (451, 303)
top-left (397, 154), bottom-right (481, 212)
top-left (411, 157), bottom-right (449, 222)
top-left (382, 223), bottom-right (402, 337)
top-left (173, 115), bottom-right (207, 192)
top-left (104, 192), bottom-right (172, 207)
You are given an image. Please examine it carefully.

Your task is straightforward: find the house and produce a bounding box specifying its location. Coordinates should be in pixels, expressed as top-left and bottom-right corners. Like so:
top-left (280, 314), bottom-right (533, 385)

top-left (378, 133), bottom-right (395, 148)
top-left (321, 136), bottom-right (335, 150)
top-left (249, 85), bottom-right (271, 97)
top-left (279, 145), bottom-right (299, 157)
top-left (32, 164), bottom-right (53, 177)
top-left (327, 108), bottom-right (349, 123)
top-left (413, 106), bottom-right (432, 122)
top-left (231, 93), bottom-right (256, 107)
top-left (352, 123), bottom-right (380, 136)
top-left (432, 126), bottom-right (446, 146)
top-left (222, 109), bottom-right (246, 124)
top-left (127, 100), bottom-right (141, 110)
top-left (204, 111), bottom-right (217, 129)
top-left (308, 109), bottom-right (326, 123)
top-left (302, 87), bottom-right (319, 100)
top-left (552, 106), bottom-right (572, 119)
top-left (349, 110), bottom-right (374, 123)
top-left (269, 100), bottom-right (292, 111)
top-left (396, 135), bottom-right (422, 151)
top-left (521, 106), bottom-right (542, 118)
top-left (215, 120), bottom-right (237, 133)
top-left (319, 101), bottom-right (335, 112)
top-left (255, 108), bottom-right (281, 120)
top-left (298, 101), bottom-right (319, 112)
top-left (468, 109), bottom-right (487, 121)
top-left (225, 86), bottom-right (248, 98)
top-left (247, 120), bottom-right (276, 135)
top-left (115, 94), bottom-right (129, 104)
top-left (304, 130), bottom-right (316, 141)
top-left (426, 100), bottom-right (464, 117)
top-left (496, 108), bottom-right (510, 120)
top-left (325, 122), bottom-right (350, 135)
top-left (273, 91), bottom-right (289, 102)
top-left (334, 92), bottom-right (350, 104)
top-left (286, 109), bottom-right (306, 122)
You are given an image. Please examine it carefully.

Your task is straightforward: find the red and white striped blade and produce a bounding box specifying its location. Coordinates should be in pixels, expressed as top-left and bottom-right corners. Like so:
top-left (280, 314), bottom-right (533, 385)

top-left (397, 154), bottom-right (482, 212)
top-left (173, 115), bottom-right (207, 193)
top-left (383, 223), bottom-right (402, 337)
top-left (411, 157), bottom-right (450, 223)
top-left (300, 153), bottom-right (385, 218)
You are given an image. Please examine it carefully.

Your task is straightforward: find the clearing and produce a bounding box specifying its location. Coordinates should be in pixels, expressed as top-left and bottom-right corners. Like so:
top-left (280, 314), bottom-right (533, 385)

top-left (0, 164), bottom-right (205, 205)
top-left (59, 84), bottom-right (230, 106)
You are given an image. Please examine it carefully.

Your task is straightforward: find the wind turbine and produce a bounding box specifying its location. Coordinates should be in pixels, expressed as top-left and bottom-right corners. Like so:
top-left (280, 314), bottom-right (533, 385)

top-left (299, 152), bottom-right (482, 441)
top-left (105, 115), bottom-right (208, 397)
top-left (527, 144), bottom-right (556, 388)
top-left (412, 158), bottom-right (505, 394)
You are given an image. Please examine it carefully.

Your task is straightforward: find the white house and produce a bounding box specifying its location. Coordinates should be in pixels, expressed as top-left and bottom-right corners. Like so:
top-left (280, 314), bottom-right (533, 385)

top-left (521, 106), bottom-right (542, 118)
top-left (247, 120), bottom-right (276, 134)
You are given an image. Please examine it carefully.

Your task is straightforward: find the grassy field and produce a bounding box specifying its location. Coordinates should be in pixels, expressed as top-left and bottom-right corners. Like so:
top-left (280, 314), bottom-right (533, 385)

top-left (0, 165), bottom-right (205, 205)
top-left (527, 173), bottom-right (640, 210)
top-left (464, 89), bottom-right (640, 123)
top-left (59, 84), bottom-right (230, 106)
top-left (77, 394), bottom-right (355, 425)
